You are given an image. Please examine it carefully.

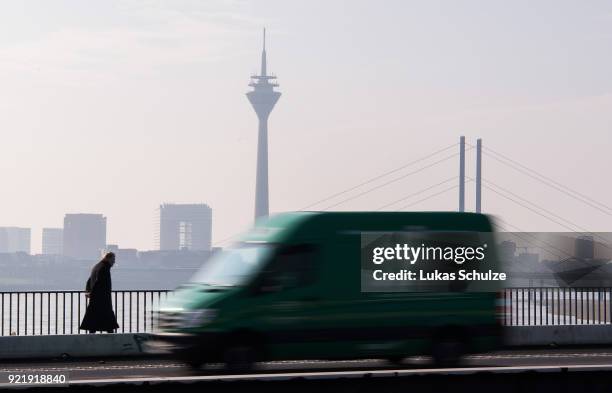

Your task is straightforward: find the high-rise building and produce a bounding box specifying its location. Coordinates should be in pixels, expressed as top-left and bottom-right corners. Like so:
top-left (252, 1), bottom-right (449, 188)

top-left (247, 28), bottom-right (281, 220)
top-left (157, 204), bottom-right (212, 251)
top-left (0, 227), bottom-right (31, 254)
top-left (63, 214), bottom-right (107, 260)
top-left (42, 228), bottom-right (63, 255)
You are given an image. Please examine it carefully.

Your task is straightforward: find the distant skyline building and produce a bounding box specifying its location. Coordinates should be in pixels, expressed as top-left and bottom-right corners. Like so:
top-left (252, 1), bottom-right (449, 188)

top-left (42, 228), bottom-right (63, 255)
top-left (247, 28), bottom-right (281, 220)
top-left (63, 214), bottom-right (107, 260)
top-left (0, 227), bottom-right (31, 254)
top-left (157, 204), bottom-right (212, 251)
top-left (575, 235), bottom-right (595, 260)
top-left (105, 244), bottom-right (138, 263)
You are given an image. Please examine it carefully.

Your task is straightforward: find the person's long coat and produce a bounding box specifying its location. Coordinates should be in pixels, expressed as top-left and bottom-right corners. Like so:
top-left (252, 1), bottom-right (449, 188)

top-left (79, 260), bottom-right (119, 332)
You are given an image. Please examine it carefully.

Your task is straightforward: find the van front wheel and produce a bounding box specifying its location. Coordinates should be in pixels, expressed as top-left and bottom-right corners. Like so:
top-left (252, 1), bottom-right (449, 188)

top-left (223, 345), bottom-right (256, 373)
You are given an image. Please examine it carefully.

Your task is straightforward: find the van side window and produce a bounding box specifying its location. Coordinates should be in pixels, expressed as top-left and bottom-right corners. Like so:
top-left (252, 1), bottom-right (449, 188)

top-left (265, 244), bottom-right (317, 289)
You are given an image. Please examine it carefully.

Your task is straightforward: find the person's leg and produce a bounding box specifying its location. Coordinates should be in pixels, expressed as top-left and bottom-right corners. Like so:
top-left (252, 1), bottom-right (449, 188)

top-left (106, 330), bottom-right (113, 333)
top-left (89, 330), bottom-right (96, 334)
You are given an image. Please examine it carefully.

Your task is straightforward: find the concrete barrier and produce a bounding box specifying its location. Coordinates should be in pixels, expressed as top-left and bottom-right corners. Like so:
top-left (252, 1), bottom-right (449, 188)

top-left (0, 333), bottom-right (153, 360)
top-left (1, 326), bottom-right (612, 360)
top-left (505, 325), bottom-right (612, 347)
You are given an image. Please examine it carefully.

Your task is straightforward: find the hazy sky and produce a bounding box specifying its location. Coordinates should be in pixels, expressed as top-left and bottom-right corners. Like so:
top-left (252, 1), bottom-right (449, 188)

top-left (1, 0), bottom-right (611, 254)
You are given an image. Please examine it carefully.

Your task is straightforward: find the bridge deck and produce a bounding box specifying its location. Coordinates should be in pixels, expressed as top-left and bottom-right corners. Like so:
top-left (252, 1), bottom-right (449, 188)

top-left (3, 347), bottom-right (612, 386)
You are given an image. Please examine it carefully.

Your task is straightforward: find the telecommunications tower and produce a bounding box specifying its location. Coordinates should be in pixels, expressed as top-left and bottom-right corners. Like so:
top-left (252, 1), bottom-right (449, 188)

top-left (246, 28), bottom-right (281, 220)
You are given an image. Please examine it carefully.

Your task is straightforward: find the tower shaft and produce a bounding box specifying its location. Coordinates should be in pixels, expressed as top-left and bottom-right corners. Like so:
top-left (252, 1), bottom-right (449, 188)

top-left (254, 116), bottom-right (269, 218)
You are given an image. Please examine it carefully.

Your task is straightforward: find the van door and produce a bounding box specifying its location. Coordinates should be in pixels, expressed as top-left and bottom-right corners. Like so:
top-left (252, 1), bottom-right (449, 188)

top-left (246, 243), bottom-right (323, 359)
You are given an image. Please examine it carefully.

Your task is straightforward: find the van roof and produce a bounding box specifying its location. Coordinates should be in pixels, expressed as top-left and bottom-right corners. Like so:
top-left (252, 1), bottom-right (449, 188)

top-left (239, 211), bottom-right (495, 244)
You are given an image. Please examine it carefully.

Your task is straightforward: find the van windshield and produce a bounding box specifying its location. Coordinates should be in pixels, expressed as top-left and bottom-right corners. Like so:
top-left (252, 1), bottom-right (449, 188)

top-left (190, 243), bottom-right (273, 287)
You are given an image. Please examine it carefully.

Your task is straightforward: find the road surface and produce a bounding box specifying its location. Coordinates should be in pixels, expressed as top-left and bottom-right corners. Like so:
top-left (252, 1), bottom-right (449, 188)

top-left (2, 347), bottom-right (612, 387)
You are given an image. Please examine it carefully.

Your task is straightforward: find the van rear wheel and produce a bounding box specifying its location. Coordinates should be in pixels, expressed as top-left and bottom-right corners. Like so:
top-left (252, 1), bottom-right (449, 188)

top-left (431, 339), bottom-right (465, 367)
top-left (386, 356), bottom-right (405, 365)
top-left (179, 348), bottom-right (204, 371)
top-left (185, 359), bottom-right (203, 371)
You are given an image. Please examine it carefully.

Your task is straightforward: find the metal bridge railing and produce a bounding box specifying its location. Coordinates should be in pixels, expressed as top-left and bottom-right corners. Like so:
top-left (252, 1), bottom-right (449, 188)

top-left (2, 288), bottom-right (610, 335)
top-left (0, 290), bottom-right (171, 336)
top-left (503, 287), bottom-right (611, 326)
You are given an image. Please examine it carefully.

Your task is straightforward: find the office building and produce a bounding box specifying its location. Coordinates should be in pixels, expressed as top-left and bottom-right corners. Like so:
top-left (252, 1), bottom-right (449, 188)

top-left (0, 227), bottom-right (31, 254)
top-left (157, 204), bottom-right (212, 251)
top-left (42, 228), bottom-right (63, 255)
top-left (63, 214), bottom-right (107, 260)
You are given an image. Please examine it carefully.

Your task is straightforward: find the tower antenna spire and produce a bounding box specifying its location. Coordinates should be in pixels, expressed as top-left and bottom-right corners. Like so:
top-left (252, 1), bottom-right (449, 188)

top-left (260, 27), bottom-right (267, 76)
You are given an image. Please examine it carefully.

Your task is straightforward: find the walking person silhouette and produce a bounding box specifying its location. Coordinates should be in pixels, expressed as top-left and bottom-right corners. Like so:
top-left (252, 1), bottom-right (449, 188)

top-left (80, 252), bottom-right (119, 333)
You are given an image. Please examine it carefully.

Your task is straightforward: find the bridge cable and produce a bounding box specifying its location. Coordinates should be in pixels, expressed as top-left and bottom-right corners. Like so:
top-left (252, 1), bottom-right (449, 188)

top-left (321, 150), bottom-right (469, 211)
top-left (476, 146), bottom-right (612, 217)
top-left (481, 178), bottom-right (612, 251)
top-left (375, 177), bottom-right (456, 211)
top-left (481, 184), bottom-right (612, 258)
top-left (482, 178), bottom-right (612, 250)
top-left (484, 145), bottom-right (612, 213)
top-left (397, 181), bottom-right (467, 211)
top-left (299, 143), bottom-right (458, 210)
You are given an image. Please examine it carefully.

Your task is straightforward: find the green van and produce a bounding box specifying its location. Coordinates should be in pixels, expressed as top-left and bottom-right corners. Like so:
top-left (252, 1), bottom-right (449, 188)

top-left (152, 211), bottom-right (503, 369)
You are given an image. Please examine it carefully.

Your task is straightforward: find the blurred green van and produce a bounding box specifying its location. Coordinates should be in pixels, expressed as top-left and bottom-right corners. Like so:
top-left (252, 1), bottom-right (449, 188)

top-left (151, 211), bottom-right (503, 369)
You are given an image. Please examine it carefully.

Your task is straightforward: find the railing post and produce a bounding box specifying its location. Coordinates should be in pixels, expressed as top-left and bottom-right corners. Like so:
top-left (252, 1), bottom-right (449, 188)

top-left (144, 292), bottom-right (147, 332)
top-left (39, 293), bottom-right (42, 335)
top-left (17, 293), bottom-right (20, 336)
top-left (55, 293), bottom-right (58, 334)
top-left (9, 293), bottom-right (13, 335)
top-left (70, 292), bottom-right (74, 334)
top-left (113, 291), bottom-right (118, 333)
top-left (122, 292), bottom-right (125, 333)
top-left (539, 288), bottom-right (543, 326)
top-left (78, 292), bottom-right (81, 334)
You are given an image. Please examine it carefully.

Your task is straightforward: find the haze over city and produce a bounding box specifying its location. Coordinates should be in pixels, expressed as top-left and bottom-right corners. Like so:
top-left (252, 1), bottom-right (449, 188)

top-left (1, 0), bottom-right (611, 254)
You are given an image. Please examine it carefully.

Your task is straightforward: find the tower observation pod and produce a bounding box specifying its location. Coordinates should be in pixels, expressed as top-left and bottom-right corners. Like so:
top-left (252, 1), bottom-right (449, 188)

top-left (247, 28), bottom-right (281, 220)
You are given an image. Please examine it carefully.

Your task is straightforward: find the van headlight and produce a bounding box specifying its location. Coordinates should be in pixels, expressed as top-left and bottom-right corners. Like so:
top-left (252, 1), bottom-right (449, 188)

top-left (182, 309), bottom-right (217, 328)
